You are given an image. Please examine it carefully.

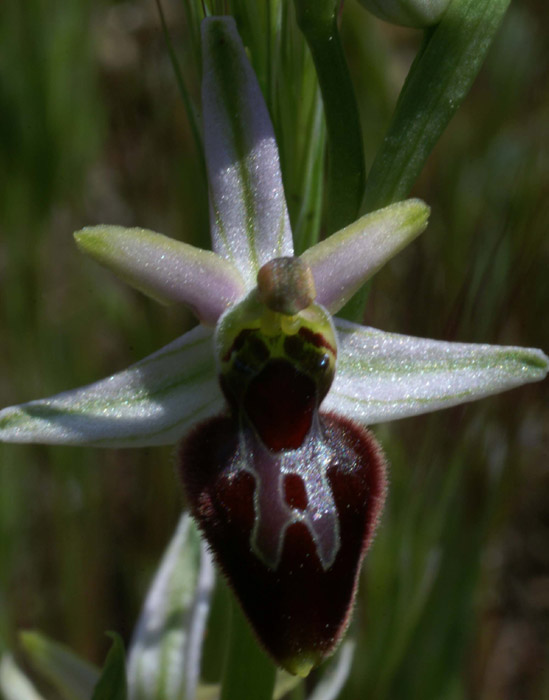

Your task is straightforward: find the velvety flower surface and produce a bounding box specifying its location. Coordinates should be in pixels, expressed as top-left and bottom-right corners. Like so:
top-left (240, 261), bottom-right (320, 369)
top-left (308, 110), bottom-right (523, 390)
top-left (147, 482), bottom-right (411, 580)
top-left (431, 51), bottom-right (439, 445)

top-left (0, 16), bottom-right (547, 677)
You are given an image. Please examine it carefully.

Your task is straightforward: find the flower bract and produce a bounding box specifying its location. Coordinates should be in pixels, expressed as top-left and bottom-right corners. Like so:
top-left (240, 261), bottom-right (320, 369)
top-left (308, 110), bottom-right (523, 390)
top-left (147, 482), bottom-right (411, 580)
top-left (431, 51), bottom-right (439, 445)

top-left (0, 15), bottom-right (547, 677)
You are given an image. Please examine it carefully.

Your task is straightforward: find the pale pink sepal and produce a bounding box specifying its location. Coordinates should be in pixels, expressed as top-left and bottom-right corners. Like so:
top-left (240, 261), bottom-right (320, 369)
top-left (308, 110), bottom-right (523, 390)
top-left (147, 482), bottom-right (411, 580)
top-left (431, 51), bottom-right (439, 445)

top-left (302, 200), bottom-right (429, 314)
top-left (202, 17), bottom-right (293, 288)
top-left (75, 226), bottom-right (245, 326)
top-left (325, 318), bottom-right (548, 424)
top-left (0, 326), bottom-right (225, 447)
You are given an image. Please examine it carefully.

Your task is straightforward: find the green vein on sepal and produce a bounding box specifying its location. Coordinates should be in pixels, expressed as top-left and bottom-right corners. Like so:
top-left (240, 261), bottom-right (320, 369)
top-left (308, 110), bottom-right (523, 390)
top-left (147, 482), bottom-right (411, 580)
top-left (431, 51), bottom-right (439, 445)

top-left (329, 319), bottom-right (548, 422)
top-left (0, 339), bottom-right (214, 425)
top-left (0, 396), bottom-right (221, 448)
top-left (339, 346), bottom-right (548, 376)
top-left (204, 19), bottom-right (261, 271)
top-left (0, 327), bottom-right (224, 446)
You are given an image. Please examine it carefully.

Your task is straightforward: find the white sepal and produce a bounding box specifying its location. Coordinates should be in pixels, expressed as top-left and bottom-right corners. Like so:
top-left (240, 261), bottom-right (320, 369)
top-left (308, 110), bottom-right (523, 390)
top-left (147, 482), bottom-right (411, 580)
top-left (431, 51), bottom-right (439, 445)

top-left (202, 17), bottom-right (294, 288)
top-left (0, 326), bottom-right (224, 447)
top-left (325, 318), bottom-right (548, 424)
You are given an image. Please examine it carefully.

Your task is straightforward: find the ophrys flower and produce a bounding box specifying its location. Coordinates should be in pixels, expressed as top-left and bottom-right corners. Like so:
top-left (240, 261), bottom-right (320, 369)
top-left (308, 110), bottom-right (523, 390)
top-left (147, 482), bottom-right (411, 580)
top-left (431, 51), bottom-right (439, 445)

top-left (0, 16), bottom-right (546, 677)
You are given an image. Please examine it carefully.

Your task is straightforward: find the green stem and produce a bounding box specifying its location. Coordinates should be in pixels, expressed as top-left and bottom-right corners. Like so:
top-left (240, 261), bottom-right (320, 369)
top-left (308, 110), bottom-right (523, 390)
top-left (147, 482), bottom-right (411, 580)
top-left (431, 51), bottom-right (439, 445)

top-left (294, 0), bottom-right (365, 234)
top-left (362, 0), bottom-right (511, 212)
top-left (220, 598), bottom-right (277, 700)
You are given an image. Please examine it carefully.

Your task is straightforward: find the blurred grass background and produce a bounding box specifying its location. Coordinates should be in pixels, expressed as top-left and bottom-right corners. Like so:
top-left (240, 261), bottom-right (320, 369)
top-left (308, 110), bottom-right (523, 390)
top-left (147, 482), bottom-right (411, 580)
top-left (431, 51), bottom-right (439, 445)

top-left (0, 1), bottom-right (547, 698)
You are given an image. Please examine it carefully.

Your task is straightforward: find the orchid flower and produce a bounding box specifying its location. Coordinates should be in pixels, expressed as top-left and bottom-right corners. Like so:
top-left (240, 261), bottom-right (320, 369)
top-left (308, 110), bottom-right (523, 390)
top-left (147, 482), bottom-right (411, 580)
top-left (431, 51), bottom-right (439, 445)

top-left (0, 16), bottom-right (546, 678)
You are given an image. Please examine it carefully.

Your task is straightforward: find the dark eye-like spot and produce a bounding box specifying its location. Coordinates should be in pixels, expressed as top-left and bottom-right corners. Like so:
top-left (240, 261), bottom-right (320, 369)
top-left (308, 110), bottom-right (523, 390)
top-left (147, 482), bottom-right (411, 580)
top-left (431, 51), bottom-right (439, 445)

top-left (284, 473), bottom-right (308, 511)
top-left (247, 334), bottom-right (270, 362)
top-left (224, 329), bottom-right (269, 364)
top-left (284, 334), bottom-right (303, 360)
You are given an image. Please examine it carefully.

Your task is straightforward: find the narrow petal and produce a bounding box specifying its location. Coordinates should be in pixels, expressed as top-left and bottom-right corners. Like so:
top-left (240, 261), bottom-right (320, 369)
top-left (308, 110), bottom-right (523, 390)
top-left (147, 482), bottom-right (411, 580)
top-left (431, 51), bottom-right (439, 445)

top-left (326, 318), bottom-right (548, 423)
top-left (202, 17), bottom-right (293, 287)
top-left (128, 513), bottom-right (215, 700)
top-left (75, 226), bottom-right (245, 326)
top-left (0, 326), bottom-right (224, 447)
top-left (302, 200), bottom-right (430, 313)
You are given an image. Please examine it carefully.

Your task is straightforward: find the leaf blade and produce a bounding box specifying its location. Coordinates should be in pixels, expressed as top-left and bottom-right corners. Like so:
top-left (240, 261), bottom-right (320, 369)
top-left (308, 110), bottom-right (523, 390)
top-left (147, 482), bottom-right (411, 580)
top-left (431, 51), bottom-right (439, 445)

top-left (91, 634), bottom-right (127, 700)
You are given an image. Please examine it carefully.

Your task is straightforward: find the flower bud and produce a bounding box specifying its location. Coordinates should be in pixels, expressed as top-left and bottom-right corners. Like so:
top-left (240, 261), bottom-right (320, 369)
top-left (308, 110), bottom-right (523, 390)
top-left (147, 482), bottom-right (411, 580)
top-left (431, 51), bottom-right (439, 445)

top-left (357, 0), bottom-right (451, 28)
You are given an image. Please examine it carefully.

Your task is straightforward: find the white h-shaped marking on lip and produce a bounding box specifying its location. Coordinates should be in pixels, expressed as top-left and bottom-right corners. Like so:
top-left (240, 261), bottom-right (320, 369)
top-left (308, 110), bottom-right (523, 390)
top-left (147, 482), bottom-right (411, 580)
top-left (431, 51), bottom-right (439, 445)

top-left (236, 422), bottom-right (341, 571)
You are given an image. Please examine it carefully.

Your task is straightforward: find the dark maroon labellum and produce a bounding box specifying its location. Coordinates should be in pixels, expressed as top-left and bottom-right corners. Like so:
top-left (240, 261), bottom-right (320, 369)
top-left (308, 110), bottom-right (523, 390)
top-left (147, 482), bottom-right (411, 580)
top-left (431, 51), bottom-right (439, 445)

top-left (178, 410), bottom-right (386, 675)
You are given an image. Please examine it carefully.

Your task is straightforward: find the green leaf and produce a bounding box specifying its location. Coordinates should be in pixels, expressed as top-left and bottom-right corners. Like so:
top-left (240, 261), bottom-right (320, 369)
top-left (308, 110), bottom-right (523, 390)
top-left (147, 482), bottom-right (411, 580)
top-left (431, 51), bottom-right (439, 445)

top-left (357, 0), bottom-right (451, 28)
top-left (294, 0), bottom-right (365, 233)
top-left (363, 0), bottom-right (511, 211)
top-left (19, 631), bottom-right (99, 700)
top-left (91, 634), bottom-right (127, 700)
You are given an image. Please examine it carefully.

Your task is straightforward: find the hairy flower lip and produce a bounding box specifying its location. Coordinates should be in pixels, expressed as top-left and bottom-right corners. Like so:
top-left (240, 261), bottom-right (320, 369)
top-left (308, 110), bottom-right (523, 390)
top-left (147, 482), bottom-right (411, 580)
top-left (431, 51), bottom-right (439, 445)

top-left (178, 409), bottom-right (388, 676)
